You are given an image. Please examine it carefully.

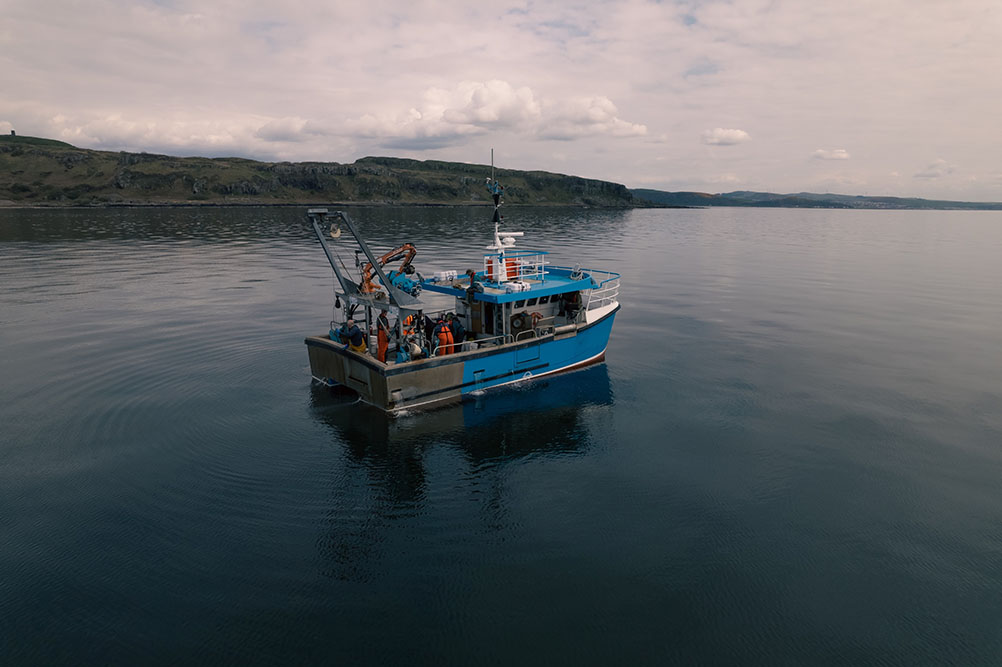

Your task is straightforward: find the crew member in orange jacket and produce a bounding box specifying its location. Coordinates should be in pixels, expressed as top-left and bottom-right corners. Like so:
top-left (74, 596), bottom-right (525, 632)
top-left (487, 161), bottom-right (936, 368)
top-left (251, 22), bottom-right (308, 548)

top-left (376, 309), bottom-right (390, 363)
top-left (433, 316), bottom-right (454, 355)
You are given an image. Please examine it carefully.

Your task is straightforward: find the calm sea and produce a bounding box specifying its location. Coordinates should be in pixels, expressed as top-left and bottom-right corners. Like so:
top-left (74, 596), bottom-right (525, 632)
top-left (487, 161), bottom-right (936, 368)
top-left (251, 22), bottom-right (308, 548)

top-left (2, 206), bottom-right (1001, 665)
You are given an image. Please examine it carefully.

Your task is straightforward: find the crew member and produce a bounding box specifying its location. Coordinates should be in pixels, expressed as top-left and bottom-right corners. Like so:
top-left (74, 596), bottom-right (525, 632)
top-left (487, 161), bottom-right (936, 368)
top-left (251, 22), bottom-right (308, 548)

top-left (341, 319), bottom-right (366, 353)
top-left (433, 315), bottom-right (454, 355)
top-left (421, 311), bottom-right (436, 343)
top-left (447, 312), bottom-right (465, 350)
top-left (562, 291), bottom-right (581, 321)
top-left (486, 178), bottom-right (504, 207)
top-left (465, 269), bottom-right (484, 297)
top-left (376, 310), bottom-right (390, 362)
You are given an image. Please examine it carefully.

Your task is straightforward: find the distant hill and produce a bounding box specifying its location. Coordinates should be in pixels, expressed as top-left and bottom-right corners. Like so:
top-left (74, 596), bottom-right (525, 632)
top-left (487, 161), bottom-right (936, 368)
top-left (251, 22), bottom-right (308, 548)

top-left (0, 135), bottom-right (634, 207)
top-left (632, 188), bottom-right (1002, 211)
top-left (4, 134), bottom-right (999, 210)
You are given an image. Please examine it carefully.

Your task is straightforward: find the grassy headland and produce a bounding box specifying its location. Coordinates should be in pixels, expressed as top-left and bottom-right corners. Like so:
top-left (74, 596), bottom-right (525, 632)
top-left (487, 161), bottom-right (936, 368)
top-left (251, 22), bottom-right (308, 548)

top-left (0, 135), bottom-right (634, 207)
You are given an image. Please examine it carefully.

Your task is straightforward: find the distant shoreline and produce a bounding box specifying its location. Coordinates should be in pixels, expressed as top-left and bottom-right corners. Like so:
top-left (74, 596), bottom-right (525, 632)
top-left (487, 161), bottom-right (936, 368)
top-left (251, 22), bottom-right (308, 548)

top-left (3, 134), bottom-right (1000, 211)
top-left (3, 195), bottom-right (996, 212)
top-left (4, 199), bottom-right (999, 211)
top-left (0, 201), bottom-right (683, 210)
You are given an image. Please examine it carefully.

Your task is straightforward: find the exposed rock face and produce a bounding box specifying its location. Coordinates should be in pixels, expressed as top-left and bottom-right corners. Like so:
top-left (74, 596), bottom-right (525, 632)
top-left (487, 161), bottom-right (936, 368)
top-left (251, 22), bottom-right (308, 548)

top-left (58, 152), bottom-right (92, 169)
top-left (216, 180), bottom-right (263, 196)
top-left (117, 151), bottom-right (172, 166)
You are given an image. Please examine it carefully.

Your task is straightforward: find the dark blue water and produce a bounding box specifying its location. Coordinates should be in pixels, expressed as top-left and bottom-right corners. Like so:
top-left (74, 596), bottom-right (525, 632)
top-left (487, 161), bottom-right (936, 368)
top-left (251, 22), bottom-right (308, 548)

top-left (2, 206), bottom-right (1001, 665)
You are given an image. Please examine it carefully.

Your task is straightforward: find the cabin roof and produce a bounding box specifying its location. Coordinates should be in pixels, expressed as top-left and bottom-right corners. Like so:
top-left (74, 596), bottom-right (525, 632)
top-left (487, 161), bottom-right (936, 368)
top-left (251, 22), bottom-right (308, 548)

top-left (420, 268), bottom-right (595, 304)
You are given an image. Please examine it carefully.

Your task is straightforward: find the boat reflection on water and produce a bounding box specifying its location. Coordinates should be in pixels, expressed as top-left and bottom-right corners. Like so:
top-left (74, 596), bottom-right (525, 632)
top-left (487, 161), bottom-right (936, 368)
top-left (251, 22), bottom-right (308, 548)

top-left (309, 362), bottom-right (613, 462)
top-left (307, 364), bottom-right (614, 581)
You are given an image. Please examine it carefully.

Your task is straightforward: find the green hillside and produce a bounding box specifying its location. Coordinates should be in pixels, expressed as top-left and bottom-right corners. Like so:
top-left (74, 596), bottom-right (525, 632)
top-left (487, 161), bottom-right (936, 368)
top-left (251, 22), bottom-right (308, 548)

top-left (0, 135), bottom-right (634, 207)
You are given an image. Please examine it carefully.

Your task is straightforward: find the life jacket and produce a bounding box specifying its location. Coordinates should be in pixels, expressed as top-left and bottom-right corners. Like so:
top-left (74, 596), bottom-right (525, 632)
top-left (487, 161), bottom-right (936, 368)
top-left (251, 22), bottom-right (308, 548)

top-left (402, 314), bottom-right (416, 336)
top-left (433, 320), bottom-right (454, 355)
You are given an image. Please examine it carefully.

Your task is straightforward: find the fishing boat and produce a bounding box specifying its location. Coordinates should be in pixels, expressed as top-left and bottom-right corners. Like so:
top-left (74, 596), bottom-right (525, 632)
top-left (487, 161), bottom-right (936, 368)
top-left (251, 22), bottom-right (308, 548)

top-left (304, 171), bottom-right (620, 412)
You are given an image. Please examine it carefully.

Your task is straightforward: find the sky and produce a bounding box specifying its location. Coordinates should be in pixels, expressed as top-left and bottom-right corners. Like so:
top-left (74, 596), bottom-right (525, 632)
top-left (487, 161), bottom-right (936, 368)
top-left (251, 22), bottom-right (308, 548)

top-left (3, 0), bottom-right (1001, 200)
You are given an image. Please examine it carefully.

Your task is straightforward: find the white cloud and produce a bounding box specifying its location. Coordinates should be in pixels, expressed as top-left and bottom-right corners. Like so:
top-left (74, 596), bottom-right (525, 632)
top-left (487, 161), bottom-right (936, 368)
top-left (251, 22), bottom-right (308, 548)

top-left (5, 106), bottom-right (274, 158)
top-left (538, 96), bottom-right (647, 140)
top-left (254, 117), bottom-right (310, 143)
top-left (439, 81), bottom-right (542, 128)
top-left (701, 128), bottom-right (751, 145)
top-left (813, 149), bottom-right (850, 160)
top-left (915, 158), bottom-right (955, 179)
top-left (343, 81), bottom-right (644, 148)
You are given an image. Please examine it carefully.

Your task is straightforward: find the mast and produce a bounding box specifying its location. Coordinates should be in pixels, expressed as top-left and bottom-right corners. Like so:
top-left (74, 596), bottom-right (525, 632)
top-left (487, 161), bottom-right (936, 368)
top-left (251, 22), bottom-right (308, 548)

top-left (485, 152), bottom-right (522, 278)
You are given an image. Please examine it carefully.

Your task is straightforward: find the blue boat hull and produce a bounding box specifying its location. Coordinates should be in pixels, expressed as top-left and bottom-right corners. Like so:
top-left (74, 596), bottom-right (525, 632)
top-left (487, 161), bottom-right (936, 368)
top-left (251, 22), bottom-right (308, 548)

top-left (457, 308), bottom-right (616, 396)
top-left (306, 307), bottom-right (618, 412)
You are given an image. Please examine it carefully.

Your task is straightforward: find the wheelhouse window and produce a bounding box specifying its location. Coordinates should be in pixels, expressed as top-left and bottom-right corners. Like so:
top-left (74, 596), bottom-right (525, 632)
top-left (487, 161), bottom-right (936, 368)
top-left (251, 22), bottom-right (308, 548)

top-left (514, 299), bottom-right (525, 308)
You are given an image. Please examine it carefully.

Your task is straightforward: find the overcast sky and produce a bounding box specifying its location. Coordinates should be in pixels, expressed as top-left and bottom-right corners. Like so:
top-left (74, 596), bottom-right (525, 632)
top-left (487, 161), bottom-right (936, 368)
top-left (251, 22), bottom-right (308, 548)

top-left (3, 0), bottom-right (1001, 200)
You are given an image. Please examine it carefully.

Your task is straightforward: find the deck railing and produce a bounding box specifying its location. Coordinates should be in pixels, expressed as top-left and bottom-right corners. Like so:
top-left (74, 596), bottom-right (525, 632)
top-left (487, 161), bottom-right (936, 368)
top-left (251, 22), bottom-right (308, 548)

top-left (483, 250), bottom-right (549, 283)
top-left (549, 266), bottom-right (621, 311)
top-left (431, 332), bottom-right (512, 357)
top-left (585, 271), bottom-right (620, 311)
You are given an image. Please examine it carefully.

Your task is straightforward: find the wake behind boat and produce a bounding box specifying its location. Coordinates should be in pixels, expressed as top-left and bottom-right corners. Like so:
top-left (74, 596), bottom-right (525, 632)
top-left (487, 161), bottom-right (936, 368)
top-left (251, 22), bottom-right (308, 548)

top-left (304, 170), bottom-right (620, 412)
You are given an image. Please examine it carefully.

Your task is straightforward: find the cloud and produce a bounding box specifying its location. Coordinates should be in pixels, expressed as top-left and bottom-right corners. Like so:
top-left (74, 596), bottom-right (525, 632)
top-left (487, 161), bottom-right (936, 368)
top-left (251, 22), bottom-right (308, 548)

top-left (812, 148), bottom-right (850, 160)
top-left (701, 128), bottom-right (750, 145)
top-left (343, 81), bottom-right (541, 148)
top-left (914, 158), bottom-right (955, 179)
top-left (683, 58), bottom-right (720, 78)
top-left (440, 81), bottom-right (542, 128)
top-left (538, 96), bottom-right (647, 140)
top-left (254, 117), bottom-right (309, 142)
top-left (5, 106), bottom-right (272, 158)
top-left (344, 110), bottom-right (485, 151)
top-left (344, 81), bottom-right (645, 148)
